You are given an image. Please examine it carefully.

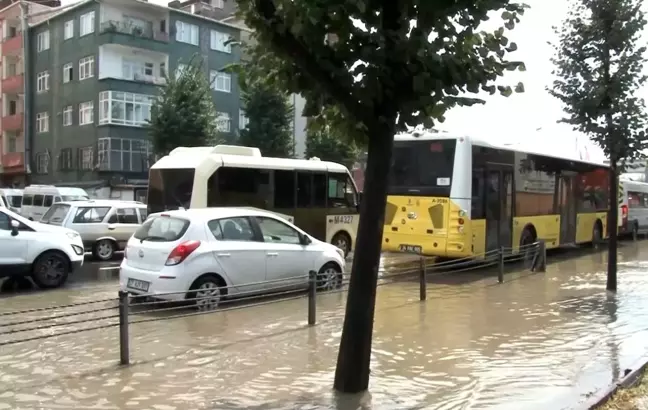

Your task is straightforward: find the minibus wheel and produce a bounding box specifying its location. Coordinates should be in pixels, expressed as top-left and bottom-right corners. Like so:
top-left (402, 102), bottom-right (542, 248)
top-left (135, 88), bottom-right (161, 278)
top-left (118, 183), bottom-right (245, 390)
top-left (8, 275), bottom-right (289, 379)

top-left (331, 232), bottom-right (351, 257)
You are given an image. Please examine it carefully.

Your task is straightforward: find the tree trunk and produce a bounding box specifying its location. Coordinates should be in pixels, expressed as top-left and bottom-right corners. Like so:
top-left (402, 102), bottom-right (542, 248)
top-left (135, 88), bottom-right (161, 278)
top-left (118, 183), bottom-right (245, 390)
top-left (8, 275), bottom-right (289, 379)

top-left (333, 125), bottom-right (394, 393)
top-left (607, 160), bottom-right (618, 292)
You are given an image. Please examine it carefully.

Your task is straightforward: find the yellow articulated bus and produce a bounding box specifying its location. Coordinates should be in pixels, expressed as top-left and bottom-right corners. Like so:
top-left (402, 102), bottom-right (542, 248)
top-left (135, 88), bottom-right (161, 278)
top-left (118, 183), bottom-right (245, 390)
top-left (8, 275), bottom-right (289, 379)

top-left (382, 132), bottom-right (610, 259)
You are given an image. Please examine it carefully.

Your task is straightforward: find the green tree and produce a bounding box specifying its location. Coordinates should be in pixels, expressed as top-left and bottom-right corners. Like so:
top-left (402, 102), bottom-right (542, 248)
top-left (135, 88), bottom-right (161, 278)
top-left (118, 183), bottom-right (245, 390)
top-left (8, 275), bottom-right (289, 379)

top-left (148, 56), bottom-right (220, 156)
top-left (236, 0), bottom-right (526, 392)
top-left (305, 129), bottom-right (358, 169)
top-left (239, 84), bottom-right (294, 157)
top-left (549, 0), bottom-right (648, 291)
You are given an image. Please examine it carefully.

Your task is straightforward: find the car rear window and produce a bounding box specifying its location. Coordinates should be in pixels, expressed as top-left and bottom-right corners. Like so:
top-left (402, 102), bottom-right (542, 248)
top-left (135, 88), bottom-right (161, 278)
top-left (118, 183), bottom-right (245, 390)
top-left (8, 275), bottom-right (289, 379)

top-left (41, 204), bottom-right (71, 225)
top-left (133, 216), bottom-right (190, 242)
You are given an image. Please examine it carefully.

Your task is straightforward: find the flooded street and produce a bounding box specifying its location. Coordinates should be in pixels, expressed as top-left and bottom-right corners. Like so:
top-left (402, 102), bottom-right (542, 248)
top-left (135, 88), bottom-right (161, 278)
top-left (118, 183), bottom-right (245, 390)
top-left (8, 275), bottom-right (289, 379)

top-left (1, 245), bottom-right (648, 409)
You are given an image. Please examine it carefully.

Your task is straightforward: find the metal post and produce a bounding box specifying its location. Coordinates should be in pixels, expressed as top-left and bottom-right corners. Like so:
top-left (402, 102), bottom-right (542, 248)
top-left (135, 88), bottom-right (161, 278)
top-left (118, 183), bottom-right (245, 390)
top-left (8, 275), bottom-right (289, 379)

top-left (537, 240), bottom-right (547, 272)
top-left (419, 257), bottom-right (426, 301)
top-left (498, 246), bottom-right (504, 283)
top-left (118, 290), bottom-right (130, 365)
top-left (308, 270), bottom-right (316, 325)
top-left (19, 1), bottom-right (32, 185)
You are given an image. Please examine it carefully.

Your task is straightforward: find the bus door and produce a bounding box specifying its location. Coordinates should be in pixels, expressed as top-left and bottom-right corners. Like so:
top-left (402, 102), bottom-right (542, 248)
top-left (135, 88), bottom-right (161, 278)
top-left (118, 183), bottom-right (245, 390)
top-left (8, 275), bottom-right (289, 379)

top-left (485, 166), bottom-right (514, 255)
top-left (559, 172), bottom-right (577, 244)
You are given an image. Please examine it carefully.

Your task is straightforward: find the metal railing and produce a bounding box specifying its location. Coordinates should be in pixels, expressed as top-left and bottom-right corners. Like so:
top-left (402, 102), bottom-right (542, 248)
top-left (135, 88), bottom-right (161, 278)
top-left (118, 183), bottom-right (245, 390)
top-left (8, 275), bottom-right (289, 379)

top-left (0, 241), bottom-right (547, 365)
top-left (100, 20), bottom-right (169, 42)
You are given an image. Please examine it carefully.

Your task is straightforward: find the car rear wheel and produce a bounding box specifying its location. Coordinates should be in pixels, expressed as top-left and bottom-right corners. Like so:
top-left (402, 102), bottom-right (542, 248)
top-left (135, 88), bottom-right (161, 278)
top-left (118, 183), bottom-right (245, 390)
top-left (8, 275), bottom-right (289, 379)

top-left (188, 275), bottom-right (224, 311)
top-left (31, 251), bottom-right (70, 289)
top-left (93, 239), bottom-right (115, 261)
top-left (317, 263), bottom-right (343, 291)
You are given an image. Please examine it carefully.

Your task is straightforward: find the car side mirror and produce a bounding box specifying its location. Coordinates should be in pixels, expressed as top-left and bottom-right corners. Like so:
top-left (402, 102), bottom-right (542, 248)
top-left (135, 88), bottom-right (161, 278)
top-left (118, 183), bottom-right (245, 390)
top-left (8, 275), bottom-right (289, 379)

top-left (300, 233), bottom-right (312, 245)
top-left (10, 219), bottom-right (19, 236)
top-left (28, 217), bottom-right (34, 221)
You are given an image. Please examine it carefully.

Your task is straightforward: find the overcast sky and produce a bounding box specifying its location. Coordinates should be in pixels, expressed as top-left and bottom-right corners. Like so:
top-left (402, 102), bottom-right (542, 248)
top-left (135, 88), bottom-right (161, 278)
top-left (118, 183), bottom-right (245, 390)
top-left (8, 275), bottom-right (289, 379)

top-left (61, 0), bottom-right (648, 162)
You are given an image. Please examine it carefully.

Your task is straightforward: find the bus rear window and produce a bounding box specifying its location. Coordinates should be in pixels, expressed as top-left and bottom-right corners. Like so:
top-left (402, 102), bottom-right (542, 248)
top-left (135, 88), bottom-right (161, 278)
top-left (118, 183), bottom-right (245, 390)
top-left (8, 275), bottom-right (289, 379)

top-left (388, 139), bottom-right (456, 196)
top-left (147, 168), bottom-right (195, 214)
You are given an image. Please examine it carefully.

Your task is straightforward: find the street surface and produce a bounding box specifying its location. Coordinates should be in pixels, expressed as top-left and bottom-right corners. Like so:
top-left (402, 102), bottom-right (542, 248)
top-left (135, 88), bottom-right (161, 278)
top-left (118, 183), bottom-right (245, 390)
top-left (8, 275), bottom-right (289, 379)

top-left (0, 244), bottom-right (648, 409)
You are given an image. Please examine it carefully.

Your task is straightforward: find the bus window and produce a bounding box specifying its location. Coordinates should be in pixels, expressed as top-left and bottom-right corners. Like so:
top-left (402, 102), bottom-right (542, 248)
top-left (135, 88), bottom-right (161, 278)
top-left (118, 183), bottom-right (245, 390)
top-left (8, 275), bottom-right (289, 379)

top-left (214, 167), bottom-right (270, 208)
top-left (297, 172), bottom-right (313, 207)
top-left (148, 168), bottom-right (194, 214)
top-left (328, 172), bottom-right (356, 208)
top-left (389, 139), bottom-right (456, 196)
top-left (313, 173), bottom-right (327, 207)
top-left (274, 170), bottom-right (295, 208)
top-left (471, 169), bottom-right (485, 219)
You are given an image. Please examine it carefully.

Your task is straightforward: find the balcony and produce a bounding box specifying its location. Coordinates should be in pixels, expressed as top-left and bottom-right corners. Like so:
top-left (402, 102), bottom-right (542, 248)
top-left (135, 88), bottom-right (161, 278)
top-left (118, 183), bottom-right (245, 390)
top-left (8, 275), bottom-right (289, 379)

top-left (2, 152), bottom-right (24, 170)
top-left (133, 73), bottom-right (166, 85)
top-left (98, 20), bottom-right (169, 54)
top-left (2, 34), bottom-right (22, 56)
top-left (2, 113), bottom-right (23, 132)
top-left (2, 74), bottom-right (23, 94)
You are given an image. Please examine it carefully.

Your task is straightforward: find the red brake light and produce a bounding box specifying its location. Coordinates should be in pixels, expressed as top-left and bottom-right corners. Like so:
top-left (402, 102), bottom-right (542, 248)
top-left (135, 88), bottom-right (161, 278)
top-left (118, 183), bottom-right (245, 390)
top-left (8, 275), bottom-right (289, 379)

top-left (621, 205), bottom-right (628, 219)
top-left (165, 240), bottom-right (200, 266)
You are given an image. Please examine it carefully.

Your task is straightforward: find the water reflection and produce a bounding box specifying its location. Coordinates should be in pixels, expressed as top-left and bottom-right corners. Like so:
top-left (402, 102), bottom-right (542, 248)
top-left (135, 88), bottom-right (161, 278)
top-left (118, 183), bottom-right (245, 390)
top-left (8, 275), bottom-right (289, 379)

top-left (1, 246), bottom-right (648, 409)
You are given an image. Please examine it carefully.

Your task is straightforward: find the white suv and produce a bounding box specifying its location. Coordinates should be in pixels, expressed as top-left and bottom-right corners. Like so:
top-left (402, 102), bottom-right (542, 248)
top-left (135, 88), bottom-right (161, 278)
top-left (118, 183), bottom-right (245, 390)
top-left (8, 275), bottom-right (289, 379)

top-left (119, 207), bottom-right (346, 309)
top-left (0, 207), bottom-right (85, 289)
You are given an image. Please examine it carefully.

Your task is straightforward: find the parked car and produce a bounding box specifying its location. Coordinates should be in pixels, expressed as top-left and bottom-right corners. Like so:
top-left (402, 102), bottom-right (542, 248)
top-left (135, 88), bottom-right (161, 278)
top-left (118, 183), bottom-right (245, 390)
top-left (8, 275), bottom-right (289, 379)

top-left (21, 185), bottom-right (89, 221)
top-left (40, 200), bottom-right (148, 261)
top-left (119, 207), bottom-right (346, 310)
top-left (0, 207), bottom-right (84, 289)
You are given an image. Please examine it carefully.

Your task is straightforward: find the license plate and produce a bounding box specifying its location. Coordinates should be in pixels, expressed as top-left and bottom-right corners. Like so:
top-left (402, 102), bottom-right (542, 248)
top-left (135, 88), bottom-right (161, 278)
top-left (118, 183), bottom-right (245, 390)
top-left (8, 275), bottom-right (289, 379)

top-left (399, 244), bottom-right (422, 254)
top-left (127, 278), bottom-right (150, 292)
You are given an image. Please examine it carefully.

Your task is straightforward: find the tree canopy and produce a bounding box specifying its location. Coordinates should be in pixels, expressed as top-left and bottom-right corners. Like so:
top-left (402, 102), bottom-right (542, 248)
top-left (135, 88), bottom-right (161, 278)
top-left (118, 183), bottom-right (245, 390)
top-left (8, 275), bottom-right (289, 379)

top-left (305, 129), bottom-right (359, 169)
top-left (148, 56), bottom-right (221, 156)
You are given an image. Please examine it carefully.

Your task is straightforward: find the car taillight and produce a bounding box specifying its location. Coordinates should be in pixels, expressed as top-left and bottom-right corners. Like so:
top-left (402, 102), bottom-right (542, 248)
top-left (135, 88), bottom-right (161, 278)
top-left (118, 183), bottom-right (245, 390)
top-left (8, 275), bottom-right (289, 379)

top-left (165, 240), bottom-right (200, 266)
top-left (621, 205), bottom-right (628, 221)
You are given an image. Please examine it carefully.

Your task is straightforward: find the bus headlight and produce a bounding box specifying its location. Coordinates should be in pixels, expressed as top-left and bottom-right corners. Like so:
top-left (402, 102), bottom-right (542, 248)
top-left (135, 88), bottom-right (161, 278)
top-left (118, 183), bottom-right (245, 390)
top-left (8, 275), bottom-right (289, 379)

top-left (458, 210), bottom-right (467, 217)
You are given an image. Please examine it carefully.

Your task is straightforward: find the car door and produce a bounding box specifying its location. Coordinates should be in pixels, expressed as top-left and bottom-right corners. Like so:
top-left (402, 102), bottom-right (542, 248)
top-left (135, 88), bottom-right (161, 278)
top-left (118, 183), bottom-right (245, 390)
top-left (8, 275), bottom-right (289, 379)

top-left (0, 210), bottom-right (28, 271)
top-left (253, 216), bottom-right (316, 287)
top-left (106, 207), bottom-right (141, 248)
top-left (207, 216), bottom-right (268, 295)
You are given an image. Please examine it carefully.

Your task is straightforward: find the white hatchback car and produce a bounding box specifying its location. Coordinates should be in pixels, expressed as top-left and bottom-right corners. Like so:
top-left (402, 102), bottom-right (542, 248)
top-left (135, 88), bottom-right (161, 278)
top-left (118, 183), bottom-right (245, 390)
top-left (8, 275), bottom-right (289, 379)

top-left (119, 208), bottom-right (346, 309)
top-left (0, 207), bottom-right (85, 289)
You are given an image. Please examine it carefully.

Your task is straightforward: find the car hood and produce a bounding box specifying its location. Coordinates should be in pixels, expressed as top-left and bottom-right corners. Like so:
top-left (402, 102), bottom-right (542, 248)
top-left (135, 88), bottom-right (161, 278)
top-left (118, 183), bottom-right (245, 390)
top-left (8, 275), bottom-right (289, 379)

top-left (33, 222), bottom-right (78, 236)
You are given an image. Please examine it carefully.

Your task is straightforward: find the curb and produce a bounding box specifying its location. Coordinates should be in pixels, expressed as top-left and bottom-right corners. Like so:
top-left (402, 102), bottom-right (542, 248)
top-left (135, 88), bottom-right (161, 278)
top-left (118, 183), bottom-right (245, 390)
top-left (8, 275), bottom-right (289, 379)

top-left (579, 353), bottom-right (648, 409)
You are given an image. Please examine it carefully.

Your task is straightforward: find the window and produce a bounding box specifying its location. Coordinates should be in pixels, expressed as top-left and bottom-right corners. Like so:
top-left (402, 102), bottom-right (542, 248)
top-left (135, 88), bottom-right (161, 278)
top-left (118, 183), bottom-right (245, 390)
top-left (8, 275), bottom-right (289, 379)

top-left (80, 11), bottom-right (95, 36)
top-left (36, 71), bottom-right (49, 93)
top-left (274, 170), bottom-right (295, 208)
top-left (7, 136), bottom-right (16, 153)
top-left (210, 30), bottom-right (231, 53)
top-left (64, 20), bottom-right (74, 39)
top-left (33, 195), bottom-right (44, 207)
top-left (59, 148), bottom-right (73, 170)
top-left (208, 217), bottom-right (256, 241)
top-left (122, 59), bottom-right (154, 81)
top-left (296, 172), bottom-right (313, 207)
top-left (72, 207), bottom-right (110, 224)
top-left (210, 167), bottom-right (271, 207)
top-left (99, 91), bottom-right (154, 127)
top-left (63, 105), bottom-right (73, 126)
top-left (63, 63), bottom-right (73, 83)
top-left (41, 204), bottom-right (70, 225)
top-left (8, 100), bottom-right (16, 115)
top-left (36, 153), bottom-right (49, 173)
top-left (213, 0), bottom-right (224, 8)
top-left (313, 173), bottom-right (327, 206)
top-left (22, 195), bottom-right (33, 206)
top-left (98, 137), bottom-right (153, 172)
top-left (175, 21), bottom-right (198, 45)
top-left (175, 63), bottom-right (187, 79)
top-left (256, 217), bottom-right (301, 244)
top-left (79, 147), bottom-right (93, 170)
top-left (79, 56), bottom-right (94, 80)
top-left (36, 112), bottom-right (49, 133)
top-left (79, 101), bottom-right (94, 125)
top-left (210, 71), bottom-right (231, 92)
top-left (328, 172), bottom-right (356, 207)
top-left (43, 195), bottom-right (53, 207)
top-left (239, 111), bottom-right (248, 129)
top-left (215, 112), bottom-right (230, 132)
top-left (0, 211), bottom-right (9, 230)
top-left (116, 208), bottom-right (139, 224)
top-left (471, 169), bottom-right (485, 219)
top-left (133, 216), bottom-right (190, 242)
top-left (37, 30), bottom-right (49, 51)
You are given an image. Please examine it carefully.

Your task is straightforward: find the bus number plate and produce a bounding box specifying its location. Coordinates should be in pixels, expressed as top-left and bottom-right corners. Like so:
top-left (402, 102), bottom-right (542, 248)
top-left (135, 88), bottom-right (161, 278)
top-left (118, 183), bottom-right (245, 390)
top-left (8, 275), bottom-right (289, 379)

top-left (399, 244), bottom-right (422, 254)
top-left (333, 215), bottom-right (353, 224)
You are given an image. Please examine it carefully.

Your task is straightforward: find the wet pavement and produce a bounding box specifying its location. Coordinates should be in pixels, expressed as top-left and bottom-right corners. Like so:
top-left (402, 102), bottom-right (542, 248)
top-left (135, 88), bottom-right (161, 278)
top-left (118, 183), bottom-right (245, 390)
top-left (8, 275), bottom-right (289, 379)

top-left (1, 244), bottom-right (648, 409)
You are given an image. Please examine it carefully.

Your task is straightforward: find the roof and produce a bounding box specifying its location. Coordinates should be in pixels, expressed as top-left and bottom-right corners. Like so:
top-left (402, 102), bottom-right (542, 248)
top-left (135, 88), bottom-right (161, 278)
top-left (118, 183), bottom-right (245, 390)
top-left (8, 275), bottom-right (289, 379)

top-left (30, 0), bottom-right (249, 32)
top-left (58, 199), bottom-right (146, 207)
top-left (153, 207), bottom-right (290, 221)
top-left (394, 130), bottom-right (609, 168)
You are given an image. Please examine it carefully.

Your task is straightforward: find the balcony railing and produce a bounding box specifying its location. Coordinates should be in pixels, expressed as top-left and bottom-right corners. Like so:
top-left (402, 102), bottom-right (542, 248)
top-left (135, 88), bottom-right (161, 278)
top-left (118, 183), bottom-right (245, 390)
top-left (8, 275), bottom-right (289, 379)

top-left (2, 113), bottom-right (23, 131)
top-left (2, 74), bottom-right (24, 94)
top-left (2, 34), bottom-right (23, 55)
top-left (2, 152), bottom-right (24, 169)
top-left (133, 73), bottom-right (166, 85)
top-left (100, 20), bottom-right (169, 42)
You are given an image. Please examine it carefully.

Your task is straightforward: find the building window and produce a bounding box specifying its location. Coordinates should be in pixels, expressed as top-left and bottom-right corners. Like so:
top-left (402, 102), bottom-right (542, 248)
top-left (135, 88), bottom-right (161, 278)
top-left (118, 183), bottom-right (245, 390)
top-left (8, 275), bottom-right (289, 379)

top-left (98, 91), bottom-right (154, 127)
top-left (79, 101), bottom-right (94, 125)
top-left (7, 136), bottom-right (16, 153)
top-left (80, 11), bottom-right (95, 36)
top-left (122, 59), bottom-right (154, 81)
top-left (63, 105), bottom-right (73, 126)
top-left (63, 63), bottom-right (73, 83)
top-left (64, 20), bottom-right (74, 39)
top-left (210, 30), bottom-right (231, 53)
top-left (175, 21), bottom-right (198, 45)
top-left (97, 137), bottom-right (153, 172)
top-left (210, 71), bottom-right (231, 92)
top-left (215, 112), bottom-right (230, 132)
top-left (37, 30), bottom-right (49, 51)
top-left (79, 147), bottom-right (93, 170)
top-left (239, 111), bottom-right (248, 129)
top-left (214, 0), bottom-right (224, 8)
top-left (79, 56), bottom-right (94, 80)
top-left (36, 152), bottom-right (49, 174)
top-left (59, 148), bottom-right (73, 170)
top-left (36, 112), bottom-right (48, 133)
top-left (36, 71), bottom-right (49, 93)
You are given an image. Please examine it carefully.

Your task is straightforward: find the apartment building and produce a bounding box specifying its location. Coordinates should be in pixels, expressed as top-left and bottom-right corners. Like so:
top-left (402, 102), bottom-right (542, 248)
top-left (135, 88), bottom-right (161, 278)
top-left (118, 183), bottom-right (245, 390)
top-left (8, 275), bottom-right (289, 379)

top-left (27, 0), bottom-right (242, 193)
top-left (0, 0), bottom-right (59, 187)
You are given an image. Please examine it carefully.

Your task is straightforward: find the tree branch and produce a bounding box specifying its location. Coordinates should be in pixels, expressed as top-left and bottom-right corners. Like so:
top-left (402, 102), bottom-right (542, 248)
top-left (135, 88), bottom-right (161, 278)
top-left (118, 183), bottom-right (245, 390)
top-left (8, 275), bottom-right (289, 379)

top-left (252, 0), bottom-right (371, 125)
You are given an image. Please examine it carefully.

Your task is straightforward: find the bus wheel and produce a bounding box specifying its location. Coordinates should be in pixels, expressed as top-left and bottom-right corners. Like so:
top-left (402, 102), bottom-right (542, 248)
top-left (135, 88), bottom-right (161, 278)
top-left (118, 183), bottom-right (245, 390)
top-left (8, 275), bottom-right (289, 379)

top-left (331, 232), bottom-right (351, 257)
top-left (592, 221), bottom-right (603, 249)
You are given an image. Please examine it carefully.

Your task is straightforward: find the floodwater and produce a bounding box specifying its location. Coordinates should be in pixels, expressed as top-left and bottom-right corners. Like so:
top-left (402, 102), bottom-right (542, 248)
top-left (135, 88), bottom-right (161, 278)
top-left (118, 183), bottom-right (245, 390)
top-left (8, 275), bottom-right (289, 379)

top-left (1, 245), bottom-right (648, 409)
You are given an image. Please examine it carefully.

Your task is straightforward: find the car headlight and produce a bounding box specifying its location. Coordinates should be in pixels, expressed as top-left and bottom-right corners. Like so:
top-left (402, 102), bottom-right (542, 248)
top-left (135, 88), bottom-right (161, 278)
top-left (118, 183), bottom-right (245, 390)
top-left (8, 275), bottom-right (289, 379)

top-left (66, 232), bottom-right (79, 240)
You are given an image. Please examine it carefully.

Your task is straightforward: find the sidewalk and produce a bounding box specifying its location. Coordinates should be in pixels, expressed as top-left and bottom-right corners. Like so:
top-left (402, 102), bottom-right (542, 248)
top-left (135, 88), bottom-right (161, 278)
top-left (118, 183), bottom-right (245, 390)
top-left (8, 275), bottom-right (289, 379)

top-left (598, 370), bottom-right (648, 409)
